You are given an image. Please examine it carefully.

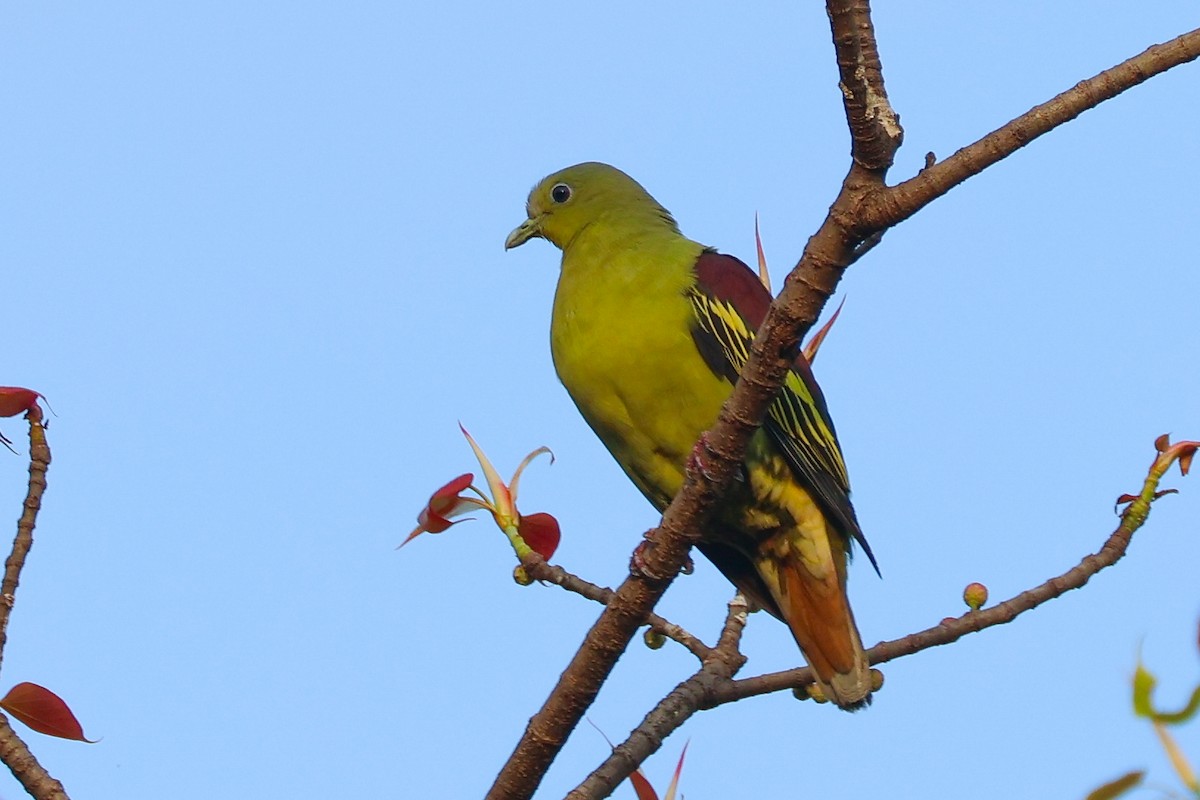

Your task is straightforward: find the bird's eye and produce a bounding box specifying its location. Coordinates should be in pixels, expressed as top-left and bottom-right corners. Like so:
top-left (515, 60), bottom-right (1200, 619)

top-left (550, 183), bottom-right (572, 204)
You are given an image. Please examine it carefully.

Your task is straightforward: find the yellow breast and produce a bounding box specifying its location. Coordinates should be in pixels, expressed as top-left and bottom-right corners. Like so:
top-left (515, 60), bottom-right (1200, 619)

top-left (549, 227), bottom-right (731, 510)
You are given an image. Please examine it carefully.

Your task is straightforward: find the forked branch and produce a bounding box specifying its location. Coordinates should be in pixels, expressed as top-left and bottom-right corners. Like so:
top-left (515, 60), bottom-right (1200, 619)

top-left (485, 6), bottom-right (1200, 797)
top-left (566, 437), bottom-right (1198, 799)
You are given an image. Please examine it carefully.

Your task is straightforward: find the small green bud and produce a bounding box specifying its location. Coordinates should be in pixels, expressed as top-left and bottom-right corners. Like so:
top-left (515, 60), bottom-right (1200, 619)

top-left (513, 565), bottom-right (534, 586)
top-left (870, 669), bottom-right (884, 692)
top-left (643, 628), bottom-right (666, 650)
top-left (804, 684), bottom-right (829, 703)
top-left (963, 582), bottom-right (989, 611)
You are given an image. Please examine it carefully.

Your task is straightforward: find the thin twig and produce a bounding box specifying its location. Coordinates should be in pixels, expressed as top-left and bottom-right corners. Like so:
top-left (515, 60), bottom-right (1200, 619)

top-left (0, 407), bottom-right (51, 671)
top-left (715, 458), bottom-right (1177, 703)
top-left (848, 230), bottom-right (885, 265)
top-left (522, 556), bottom-right (713, 661)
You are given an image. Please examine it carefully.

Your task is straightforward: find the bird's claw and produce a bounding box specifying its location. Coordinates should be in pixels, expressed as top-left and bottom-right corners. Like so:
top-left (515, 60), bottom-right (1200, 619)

top-left (686, 433), bottom-right (718, 482)
top-left (630, 538), bottom-right (666, 580)
top-left (630, 534), bottom-right (694, 579)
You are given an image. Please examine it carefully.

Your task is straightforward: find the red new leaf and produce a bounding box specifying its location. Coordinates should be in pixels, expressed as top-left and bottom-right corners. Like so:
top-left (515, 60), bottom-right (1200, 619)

top-left (1178, 445), bottom-right (1195, 476)
top-left (0, 388), bottom-right (43, 418)
top-left (418, 473), bottom-right (476, 534)
top-left (626, 742), bottom-right (689, 800)
top-left (517, 512), bottom-right (561, 560)
top-left (0, 682), bottom-right (93, 742)
top-left (801, 297), bottom-right (846, 365)
top-left (628, 767), bottom-right (659, 800)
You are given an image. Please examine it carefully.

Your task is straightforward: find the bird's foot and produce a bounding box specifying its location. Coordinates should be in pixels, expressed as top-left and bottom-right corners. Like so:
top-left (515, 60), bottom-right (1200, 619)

top-left (686, 433), bottom-right (718, 482)
top-left (630, 536), bottom-right (666, 580)
top-left (628, 537), bottom-right (667, 582)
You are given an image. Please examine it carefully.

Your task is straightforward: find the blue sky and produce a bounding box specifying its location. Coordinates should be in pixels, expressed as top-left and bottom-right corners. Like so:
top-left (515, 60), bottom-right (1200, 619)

top-left (1, 2), bottom-right (1197, 797)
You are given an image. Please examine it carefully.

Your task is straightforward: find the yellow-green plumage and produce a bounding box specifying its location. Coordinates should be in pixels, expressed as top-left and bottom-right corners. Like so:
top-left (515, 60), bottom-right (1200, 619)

top-left (507, 162), bottom-right (873, 709)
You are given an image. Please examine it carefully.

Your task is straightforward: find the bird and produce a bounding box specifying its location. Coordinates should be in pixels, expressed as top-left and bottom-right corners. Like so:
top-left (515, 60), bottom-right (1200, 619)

top-left (505, 162), bottom-right (876, 710)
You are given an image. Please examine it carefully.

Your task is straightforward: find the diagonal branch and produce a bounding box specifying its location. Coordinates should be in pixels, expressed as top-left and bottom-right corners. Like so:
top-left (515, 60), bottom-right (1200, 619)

top-left (859, 27), bottom-right (1200, 232)
top-left (566, 595), bottom-right (749, 800)
top-left (716, 436), bottom-right (1196, 704)
top-left (0, 715), bottom-right (68, 800)
top-left (563, 437), bottom-right (1196, 798)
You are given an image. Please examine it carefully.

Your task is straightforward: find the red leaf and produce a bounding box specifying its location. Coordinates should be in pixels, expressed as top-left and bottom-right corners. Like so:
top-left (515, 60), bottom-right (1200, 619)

top-left (801, 297), bottom-right (846, 364)
top-left (1178, 444), bottom-right (1196, 476)
top-left (754, 214), bottom-right (771, 292)
top-left (420, 473), bottom-right (475, 533)
top-left (1155, 433), bottom-right (1171, 453)
top-left (518, 512), bottom-right (561, 560)
top-left (663, 741), bottom-right (689, 800)
top-left (0, 387), bottom-right (41, 418)
top-left (0, 682), bottom-right (93, 742)
top-left (628, 767), bottom-right (659, 800)
top-left (400, 473), bottom-right (484, 549)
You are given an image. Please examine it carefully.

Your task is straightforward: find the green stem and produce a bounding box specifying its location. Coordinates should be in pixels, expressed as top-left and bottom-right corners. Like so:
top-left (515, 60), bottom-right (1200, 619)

top-left (503, 523), bottom-right (534, 560)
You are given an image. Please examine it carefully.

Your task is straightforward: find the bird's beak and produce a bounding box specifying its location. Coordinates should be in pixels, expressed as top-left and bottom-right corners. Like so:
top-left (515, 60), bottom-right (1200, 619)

top-left (505, 216), bottom-right (543, 250)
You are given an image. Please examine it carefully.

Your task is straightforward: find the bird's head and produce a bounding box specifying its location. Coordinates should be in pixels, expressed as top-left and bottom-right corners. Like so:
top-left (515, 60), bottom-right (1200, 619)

top-left (505, 162), bottom-right (679, 252)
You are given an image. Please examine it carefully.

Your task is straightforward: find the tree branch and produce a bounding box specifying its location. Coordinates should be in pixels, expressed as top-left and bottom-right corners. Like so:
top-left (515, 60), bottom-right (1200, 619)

top-left (521, 556), bottom-right (713, 661)
top-left (859, 27), bottom-right (1200, 233)
top-left (0, 409), bottom-right (68, 800)
top-left (0, 716), bottom-right (67, 800)
top-left (485, 521), bottom-right (715, 799)
top-left (0, 407), bottom-right (51, 671)
top-left (828, 0), bottom-right (902, 173)
top-left (486, 8), bottom-right (1200, 798)
top-left (563, 437), bottom-right (1196, 798)
top-left (714, 436), bottom-right (1195, 704)
top-left (566, 595), bottom-right (749, 800)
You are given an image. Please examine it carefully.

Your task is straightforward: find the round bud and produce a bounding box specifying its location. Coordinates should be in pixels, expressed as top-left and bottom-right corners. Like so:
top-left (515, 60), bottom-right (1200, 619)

top-left (963, 582), bottom-right (989, 611)
top-left (643, 628), bottom-right (666, 650)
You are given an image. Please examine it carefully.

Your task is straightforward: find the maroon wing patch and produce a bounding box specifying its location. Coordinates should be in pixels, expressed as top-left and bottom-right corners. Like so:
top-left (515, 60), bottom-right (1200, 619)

top-left (687, 250), bottom-right (877, 572)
